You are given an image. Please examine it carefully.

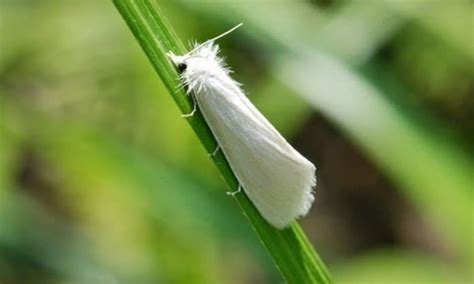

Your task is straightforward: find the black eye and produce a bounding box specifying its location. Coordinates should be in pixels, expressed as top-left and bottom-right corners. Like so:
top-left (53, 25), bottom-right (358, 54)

top-left (177, 63), bottom-right (187, 73)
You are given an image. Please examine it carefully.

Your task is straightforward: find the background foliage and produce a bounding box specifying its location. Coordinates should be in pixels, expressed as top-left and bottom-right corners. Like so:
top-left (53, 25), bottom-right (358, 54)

top-left (0, 0), bottom-right (472, 283)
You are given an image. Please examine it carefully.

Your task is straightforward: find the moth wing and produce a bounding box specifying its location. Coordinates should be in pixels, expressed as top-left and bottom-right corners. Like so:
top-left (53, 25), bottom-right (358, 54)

top-left (196, 79), bottom-right (316, 228)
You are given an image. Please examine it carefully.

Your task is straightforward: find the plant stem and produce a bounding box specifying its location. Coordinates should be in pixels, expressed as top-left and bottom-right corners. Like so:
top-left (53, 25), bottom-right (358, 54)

top-left (112, 1), bottom-right (332, 282)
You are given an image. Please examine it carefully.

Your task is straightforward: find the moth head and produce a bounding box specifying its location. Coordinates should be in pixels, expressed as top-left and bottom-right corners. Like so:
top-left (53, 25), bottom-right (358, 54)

top-left (167, 46), bottom-right (217, 78)
top-left (168, 50), bottom-right (211, 76)
top-left (167, 52), bottom-right (188, 74)
top-left (167, 23), bottom-right (243, 76)
top-left (167, 49), bottom-right (214, 94)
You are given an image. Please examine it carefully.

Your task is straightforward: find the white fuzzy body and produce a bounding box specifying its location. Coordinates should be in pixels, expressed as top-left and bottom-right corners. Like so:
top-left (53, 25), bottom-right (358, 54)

top-left (169, 42), bottom-right (316, 228)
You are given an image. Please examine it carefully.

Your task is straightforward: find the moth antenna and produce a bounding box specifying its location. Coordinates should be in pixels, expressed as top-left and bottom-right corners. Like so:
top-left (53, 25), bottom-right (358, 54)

top-left (206, 23), bottom-right (243, 43)
top-left (189, 23), bottom-right (243, 54)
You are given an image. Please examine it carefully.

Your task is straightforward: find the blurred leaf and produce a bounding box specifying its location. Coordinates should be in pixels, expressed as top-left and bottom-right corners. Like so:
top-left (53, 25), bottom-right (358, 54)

top-left (315, 1), bottom-right (403, 64)
top-left (279, 52), bottom-right (473, 265)
top-left (380, 0), bottom-right (474, 59)
top-left (252, 78), bottom-right (312, 137)
top-left (2, 101), bottom-right (247, 283)
top-left (0, 191), bottom-right (116, 283)
top-left (173, 0), bottom-right (404, 65)
top-left (334, 249), bottom-right (464, 284)
top-left (35, 119), bottom-right (248, 237)
top-left (0, 96), bottom-right (18, 195)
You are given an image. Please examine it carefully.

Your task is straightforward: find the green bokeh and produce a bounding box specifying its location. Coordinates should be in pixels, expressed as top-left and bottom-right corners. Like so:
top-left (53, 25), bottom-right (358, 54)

top-left (1, 0), bottom-right (472, 283)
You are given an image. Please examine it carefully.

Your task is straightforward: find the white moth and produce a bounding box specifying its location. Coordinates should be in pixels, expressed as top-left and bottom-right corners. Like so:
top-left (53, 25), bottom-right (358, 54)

top-left (168, 24), bottom-right (316, 229)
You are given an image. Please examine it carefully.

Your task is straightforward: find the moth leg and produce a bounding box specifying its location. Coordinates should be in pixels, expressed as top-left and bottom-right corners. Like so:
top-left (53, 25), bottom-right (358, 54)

top-left (226, 185), bottom-right (242, 196)
top-left (208, 145), bottom-right (220, 157)
top-left (181, 95), bottom-right (197, 118)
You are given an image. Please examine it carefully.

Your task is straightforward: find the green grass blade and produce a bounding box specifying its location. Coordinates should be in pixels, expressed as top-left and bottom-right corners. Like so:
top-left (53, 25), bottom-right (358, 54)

top-left (112, 0), bottom-right (332, 283)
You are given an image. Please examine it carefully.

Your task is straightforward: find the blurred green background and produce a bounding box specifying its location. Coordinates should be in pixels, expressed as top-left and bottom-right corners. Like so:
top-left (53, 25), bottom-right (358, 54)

top-left (1, 0), bottom-right (473, 283)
